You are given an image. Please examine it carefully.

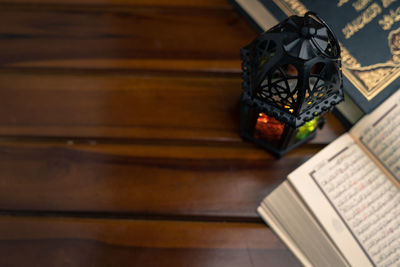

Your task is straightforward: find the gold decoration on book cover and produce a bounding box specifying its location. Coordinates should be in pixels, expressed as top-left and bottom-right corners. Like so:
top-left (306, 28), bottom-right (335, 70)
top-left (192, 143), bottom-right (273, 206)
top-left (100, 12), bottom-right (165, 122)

top-left (273, 0), bottom-right (400, 101)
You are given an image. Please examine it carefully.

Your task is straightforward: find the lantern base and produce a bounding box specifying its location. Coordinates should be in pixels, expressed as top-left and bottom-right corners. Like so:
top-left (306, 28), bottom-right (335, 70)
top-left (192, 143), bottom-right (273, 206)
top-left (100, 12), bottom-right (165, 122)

top-left (241, 130), bottom-right (317, 158)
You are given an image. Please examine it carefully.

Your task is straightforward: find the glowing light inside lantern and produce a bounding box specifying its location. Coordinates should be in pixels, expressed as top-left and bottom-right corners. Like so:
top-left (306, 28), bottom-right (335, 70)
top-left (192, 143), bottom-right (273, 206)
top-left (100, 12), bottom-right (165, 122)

top-left (296, 117), bottom-right (319, 140)
top-left (254, 113), bottom-right (285, 142)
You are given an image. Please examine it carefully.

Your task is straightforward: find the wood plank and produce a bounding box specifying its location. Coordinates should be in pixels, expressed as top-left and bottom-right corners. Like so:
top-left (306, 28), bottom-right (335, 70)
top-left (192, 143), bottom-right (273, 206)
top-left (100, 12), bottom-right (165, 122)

top-left (0, 72), bottom-right (346, 142)
top-left (0, 4), bottom-right (256, 72)
top-left (0, 0), bottom-right (229, 8)
top-left (0, 140), bottom-right (321, 219)
top-left (0, 216), bottom-right (300, 267)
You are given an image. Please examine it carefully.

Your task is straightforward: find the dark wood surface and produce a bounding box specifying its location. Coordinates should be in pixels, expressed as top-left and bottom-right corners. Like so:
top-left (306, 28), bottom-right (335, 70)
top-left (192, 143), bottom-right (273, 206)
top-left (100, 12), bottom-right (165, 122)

top-left (0, 1), bottom-right (346, 266)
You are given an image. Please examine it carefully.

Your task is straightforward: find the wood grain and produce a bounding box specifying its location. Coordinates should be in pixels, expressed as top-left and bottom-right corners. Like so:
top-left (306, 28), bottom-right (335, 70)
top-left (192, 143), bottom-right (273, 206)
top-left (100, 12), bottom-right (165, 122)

top-left (0, 140), bottom-right (320, 219)
top-left (0, 1), bottom-right (345, 266)
top-left (0, 4), bottom-right (256, 72)
top-left (0, 216), bottom-right (301, 267)
top-left (0, 0), bottom-right (230, 8)
top-left (0, 71), bottom-right (346, 142)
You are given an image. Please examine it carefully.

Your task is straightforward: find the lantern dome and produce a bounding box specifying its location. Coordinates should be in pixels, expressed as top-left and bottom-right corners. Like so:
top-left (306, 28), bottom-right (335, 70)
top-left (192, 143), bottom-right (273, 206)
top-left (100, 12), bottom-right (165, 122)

top-left (278, 13), bottom-right (340, 60)
top-left (240, 12), bottom-right (343, 128)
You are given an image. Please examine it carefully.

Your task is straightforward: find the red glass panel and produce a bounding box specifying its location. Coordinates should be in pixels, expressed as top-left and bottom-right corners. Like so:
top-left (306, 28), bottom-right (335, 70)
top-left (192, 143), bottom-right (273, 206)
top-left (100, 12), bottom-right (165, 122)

top-left (254, 113), bottom-right (285, 143)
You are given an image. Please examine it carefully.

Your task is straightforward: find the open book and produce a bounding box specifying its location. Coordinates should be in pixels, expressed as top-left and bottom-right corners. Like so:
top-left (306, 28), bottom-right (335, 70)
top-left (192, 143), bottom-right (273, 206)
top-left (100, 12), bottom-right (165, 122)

top-left (258, 89), bottom-right (400, 266)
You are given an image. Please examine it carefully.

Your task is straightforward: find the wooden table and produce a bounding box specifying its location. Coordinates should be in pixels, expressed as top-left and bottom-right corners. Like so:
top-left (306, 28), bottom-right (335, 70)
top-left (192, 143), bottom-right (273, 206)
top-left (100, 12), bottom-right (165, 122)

top-left (0, 1), bottom-right (346, 266)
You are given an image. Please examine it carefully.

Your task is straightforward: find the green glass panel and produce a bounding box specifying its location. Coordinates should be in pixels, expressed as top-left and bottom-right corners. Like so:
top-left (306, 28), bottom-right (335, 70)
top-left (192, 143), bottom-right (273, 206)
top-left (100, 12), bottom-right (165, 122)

top-left (296, 117), bottom-right (319, 140)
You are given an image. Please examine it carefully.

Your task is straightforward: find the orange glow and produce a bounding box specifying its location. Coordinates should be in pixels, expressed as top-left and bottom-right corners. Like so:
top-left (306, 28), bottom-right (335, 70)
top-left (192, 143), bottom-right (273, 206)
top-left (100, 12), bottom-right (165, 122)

top-left (254, 113), bottom-right (285, 142)
top-left (283, 106), bottom-right (294, 113)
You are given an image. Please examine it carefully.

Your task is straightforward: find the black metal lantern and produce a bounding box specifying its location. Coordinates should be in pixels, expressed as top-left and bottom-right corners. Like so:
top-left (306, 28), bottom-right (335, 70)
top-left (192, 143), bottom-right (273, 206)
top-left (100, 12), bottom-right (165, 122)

top-left (240, 12), bottom-right (343, 157)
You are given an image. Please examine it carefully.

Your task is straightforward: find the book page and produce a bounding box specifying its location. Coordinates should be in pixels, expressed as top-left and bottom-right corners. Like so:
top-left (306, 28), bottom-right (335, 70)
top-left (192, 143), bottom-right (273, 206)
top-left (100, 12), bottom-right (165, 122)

top-left (289, 134), bottom-right (400, 266)
top-left (259, 181), bottom-right (349, 267)
top-left (351, 89), bottom-right (400, 184)
top-left (257, 203), bottom-right (314, 267)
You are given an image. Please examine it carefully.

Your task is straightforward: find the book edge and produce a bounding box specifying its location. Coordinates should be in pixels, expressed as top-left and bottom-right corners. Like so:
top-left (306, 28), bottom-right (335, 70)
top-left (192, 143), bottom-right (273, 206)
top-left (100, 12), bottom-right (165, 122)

top-left (257, 204), bottom-right (313, 267)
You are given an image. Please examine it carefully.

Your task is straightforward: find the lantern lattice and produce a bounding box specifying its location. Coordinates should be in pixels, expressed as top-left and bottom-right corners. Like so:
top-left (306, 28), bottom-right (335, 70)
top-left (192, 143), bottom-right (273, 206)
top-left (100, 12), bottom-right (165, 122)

top-left (240, 12), bottom-right (344, 157)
